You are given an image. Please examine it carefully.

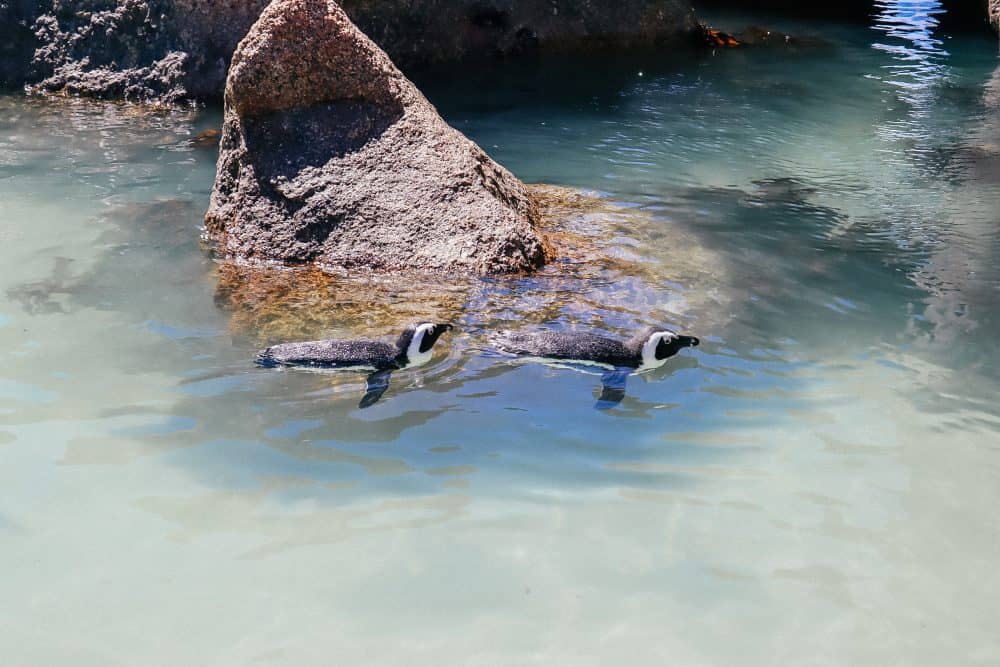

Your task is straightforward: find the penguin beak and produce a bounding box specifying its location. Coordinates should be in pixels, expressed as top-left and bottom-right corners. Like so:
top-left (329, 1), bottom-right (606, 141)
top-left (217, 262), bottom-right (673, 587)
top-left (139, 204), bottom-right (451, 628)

top-left (438, 323), bottom-right (454, 333)
top-left (681, 335), bottom-right (699, 347)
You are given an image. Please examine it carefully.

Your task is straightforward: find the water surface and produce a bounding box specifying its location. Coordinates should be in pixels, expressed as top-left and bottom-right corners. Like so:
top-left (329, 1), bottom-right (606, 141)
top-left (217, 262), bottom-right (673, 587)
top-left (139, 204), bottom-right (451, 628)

top-left (1, 4), bottom-right (999, 664)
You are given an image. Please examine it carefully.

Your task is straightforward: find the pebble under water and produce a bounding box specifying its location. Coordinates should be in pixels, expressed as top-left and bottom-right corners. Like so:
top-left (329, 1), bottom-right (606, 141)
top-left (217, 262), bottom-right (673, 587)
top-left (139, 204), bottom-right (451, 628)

top-left (1, 3), bottom-right (999, 664)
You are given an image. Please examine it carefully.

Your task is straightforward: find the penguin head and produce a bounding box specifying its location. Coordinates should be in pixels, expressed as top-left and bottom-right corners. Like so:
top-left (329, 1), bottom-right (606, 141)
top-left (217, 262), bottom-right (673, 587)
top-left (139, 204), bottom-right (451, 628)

top-left (414, 322), bottom-right (454, 354)
top-left (637, 328), bottom-right (700, 366)
top-left (397, 322), bottom-right (454, 358)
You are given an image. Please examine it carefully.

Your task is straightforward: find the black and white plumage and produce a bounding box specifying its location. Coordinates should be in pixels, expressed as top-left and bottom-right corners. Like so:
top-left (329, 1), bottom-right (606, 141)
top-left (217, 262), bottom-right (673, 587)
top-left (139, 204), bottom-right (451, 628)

top-left (256, 322), bottom-right (453, 408)
top-left (493, 327), bottom-right (699, 370)
top-left (492, 326), bottom-right (699, 409)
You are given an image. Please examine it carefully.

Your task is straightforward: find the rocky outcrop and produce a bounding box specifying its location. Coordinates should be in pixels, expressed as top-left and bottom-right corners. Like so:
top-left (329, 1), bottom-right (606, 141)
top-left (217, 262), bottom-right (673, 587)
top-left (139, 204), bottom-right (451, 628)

top-left (204, 0), bottom-right (548, 275)
top-left (6, 0), bottom-right (695, 102)
top-left (6, 1), bottom-right (999, 100)
top-left (30, 0), bottom-right (184, 102)
top-left (26, 0), bottom-right (270, 102)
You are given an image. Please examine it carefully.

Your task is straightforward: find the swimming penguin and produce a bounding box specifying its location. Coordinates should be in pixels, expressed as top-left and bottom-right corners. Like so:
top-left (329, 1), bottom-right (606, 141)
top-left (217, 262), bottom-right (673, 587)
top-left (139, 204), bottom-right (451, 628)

top-left (491, 326), bottom-right (699, 408)
top-left (256, 322), bottom-right (453, 408)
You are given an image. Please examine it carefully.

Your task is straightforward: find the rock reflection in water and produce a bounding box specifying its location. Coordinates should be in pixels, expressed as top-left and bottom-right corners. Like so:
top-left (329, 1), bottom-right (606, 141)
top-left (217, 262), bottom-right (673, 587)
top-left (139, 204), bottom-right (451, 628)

top-left (216, 185), bottom-right (728, 343)
top-left (216, 263), bottom-right (471, 345)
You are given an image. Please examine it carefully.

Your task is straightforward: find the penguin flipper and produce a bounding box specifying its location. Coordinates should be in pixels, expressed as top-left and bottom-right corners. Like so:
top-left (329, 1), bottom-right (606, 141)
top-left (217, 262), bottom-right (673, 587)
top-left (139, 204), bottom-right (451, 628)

top-left (359, 369), bottom-right (393, 409)
top-left (596, 368), bottom-right (631, 410)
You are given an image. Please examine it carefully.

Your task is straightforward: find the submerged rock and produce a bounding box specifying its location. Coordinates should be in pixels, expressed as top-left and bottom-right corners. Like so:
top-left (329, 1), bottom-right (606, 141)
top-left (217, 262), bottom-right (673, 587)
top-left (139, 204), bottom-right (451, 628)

top-left (216, 263), bottom-right (470, 344)
top-left (216, 185), bottom-right (732, 344)
top-left (205, 0), bottom-right (548, 275)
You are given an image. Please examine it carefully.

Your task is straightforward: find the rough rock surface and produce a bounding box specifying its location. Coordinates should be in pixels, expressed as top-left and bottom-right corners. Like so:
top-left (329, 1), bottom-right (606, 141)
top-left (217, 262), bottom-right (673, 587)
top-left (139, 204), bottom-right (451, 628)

top-left (25, 0), bottom-right (271, 102)
top-left (30, 0), bottom-right (184, 102)
top-left (991, 0), bottom-right (999, 31)
top-left (7, 0), bottom-right (695, 102)
top-left (204, 0), bottom-right (548, 275)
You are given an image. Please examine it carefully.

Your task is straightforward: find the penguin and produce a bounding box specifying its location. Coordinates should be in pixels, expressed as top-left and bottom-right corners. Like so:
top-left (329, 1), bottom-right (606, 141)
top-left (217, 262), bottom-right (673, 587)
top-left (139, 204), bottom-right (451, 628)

top-left (256, 322), bottom-right (453, 408)
top-left (491, 326), bottom-right (699, 409)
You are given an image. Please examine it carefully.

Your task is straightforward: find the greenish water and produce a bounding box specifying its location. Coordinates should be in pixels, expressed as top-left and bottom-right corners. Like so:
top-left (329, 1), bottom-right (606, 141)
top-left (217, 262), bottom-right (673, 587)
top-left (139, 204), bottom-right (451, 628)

top-left (1, 4), bottom-right (999, 664)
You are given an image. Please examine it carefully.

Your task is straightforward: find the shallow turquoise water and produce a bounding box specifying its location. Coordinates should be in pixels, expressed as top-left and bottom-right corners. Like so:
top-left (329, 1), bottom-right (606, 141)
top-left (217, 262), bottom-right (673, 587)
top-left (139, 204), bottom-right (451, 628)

top-left (1, 3), bottom-right (999, 664)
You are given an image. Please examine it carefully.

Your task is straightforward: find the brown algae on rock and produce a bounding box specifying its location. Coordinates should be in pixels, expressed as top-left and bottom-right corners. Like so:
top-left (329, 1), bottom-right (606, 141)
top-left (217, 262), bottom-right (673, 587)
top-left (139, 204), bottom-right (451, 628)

top-left (215, 185), bottom-right (731, 344)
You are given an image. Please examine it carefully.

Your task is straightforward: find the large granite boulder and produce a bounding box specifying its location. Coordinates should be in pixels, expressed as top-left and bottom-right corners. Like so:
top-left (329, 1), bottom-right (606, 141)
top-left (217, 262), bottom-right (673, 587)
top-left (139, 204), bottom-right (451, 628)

top-left (204, 0), bottom-right (548, 275)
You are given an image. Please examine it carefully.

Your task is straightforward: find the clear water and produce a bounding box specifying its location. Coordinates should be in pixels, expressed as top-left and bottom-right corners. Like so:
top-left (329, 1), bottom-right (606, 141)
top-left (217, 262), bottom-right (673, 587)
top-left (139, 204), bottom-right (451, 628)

top-left (2, 3), bottom-right (999, 664)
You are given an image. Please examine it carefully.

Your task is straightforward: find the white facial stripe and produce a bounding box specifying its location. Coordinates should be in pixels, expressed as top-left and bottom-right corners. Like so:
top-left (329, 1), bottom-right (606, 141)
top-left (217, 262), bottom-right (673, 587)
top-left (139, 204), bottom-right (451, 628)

top-left (640, 331), bottom-right (677, 369)
top-left (406, 323), bottom-right (436, 366)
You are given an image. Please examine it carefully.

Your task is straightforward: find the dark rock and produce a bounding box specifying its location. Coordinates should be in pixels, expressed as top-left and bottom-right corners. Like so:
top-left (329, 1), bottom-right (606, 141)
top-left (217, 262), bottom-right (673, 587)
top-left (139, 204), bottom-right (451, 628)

top-left (732, 26), bottom-right (820, 48)
top-left (30, 1), bottom-right (184, 102)
top-left (936, 0), bottom-right (997, 33)
top-left (170, 0), bottom-right (274, 98)
top-left (346, 0), bottom-right (696, 68)
top-left (8, 1), bottom-right (998, 102)
top-left (0, 0), bottom-right (42, 89)
top-left (16, 0), bottom-right (695, 104)
top-left (27, 0), bottom-right (269, 103)
top-left (693, 0), bottom-right (875, 23)
top-left (204, 0), bottom-right (549, 275)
